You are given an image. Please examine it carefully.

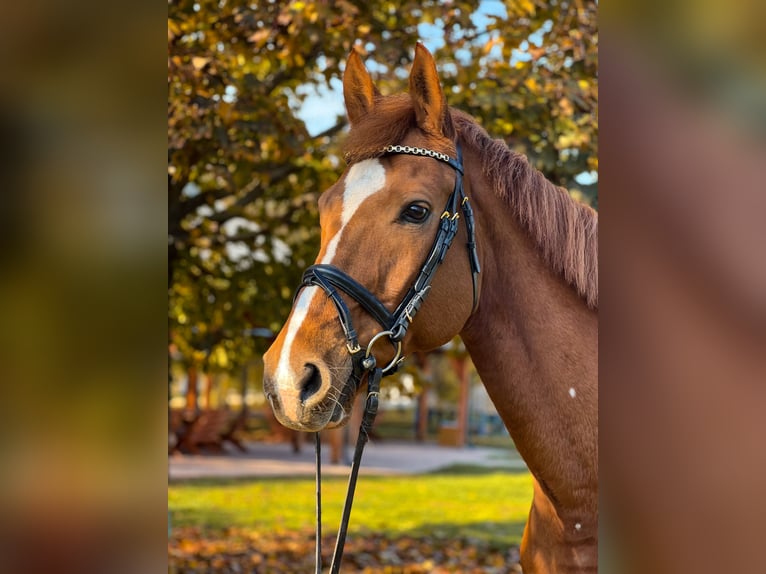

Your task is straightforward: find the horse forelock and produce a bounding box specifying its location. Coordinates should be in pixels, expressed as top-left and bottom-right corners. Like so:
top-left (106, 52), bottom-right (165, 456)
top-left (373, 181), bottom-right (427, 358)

top-left (342, 94), bottom-right (456, 164)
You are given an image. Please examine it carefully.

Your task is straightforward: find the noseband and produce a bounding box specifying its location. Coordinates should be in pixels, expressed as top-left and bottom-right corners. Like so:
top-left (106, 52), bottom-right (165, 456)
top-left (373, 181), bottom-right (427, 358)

top-left (296, 142), bottom-right (481, 573)
top-left (298, 142), bottom-right (481, 381)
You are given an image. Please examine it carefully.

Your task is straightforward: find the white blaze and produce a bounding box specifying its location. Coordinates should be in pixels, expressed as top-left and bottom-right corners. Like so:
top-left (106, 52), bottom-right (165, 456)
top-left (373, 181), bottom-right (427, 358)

top-left (274, 159), bottom-right (387, 391)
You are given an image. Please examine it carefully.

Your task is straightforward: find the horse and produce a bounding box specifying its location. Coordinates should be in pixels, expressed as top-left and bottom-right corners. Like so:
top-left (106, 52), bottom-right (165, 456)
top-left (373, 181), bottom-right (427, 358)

top-left (263, 43), bottom-right (598, 573)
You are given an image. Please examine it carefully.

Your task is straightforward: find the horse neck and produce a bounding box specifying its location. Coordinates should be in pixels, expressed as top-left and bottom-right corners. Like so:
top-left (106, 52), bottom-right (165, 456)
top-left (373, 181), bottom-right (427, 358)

top-left (459, 147), bottom-right (598, 514)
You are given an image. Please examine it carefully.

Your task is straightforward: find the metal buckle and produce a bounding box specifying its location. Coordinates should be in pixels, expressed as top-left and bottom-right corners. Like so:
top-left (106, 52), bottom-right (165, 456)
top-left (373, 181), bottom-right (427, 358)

top-left (347, 342), bottom-right (361, 354)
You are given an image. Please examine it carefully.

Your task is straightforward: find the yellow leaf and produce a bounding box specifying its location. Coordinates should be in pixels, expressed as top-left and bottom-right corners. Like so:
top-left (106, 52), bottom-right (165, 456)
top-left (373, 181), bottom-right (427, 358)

top-left (248, 29), bottom-right (270, 45)
top-left (496, 119), bottom-right (513, 133)
top-left (558, 97), bottom-right (574, 116)
top-left (519, 0), bottom-right (536, 16)
top-left (524, 77), bottom-right (539, 91)
top-left (213, 346), bottom-right (229, 368)
top-left (192, 57), bottom-right (210, 70)
top-left (578, 79), bottom-right (590, 90)
top-left (557, 133), bottom-right (575, 148)
top-left (168, 19), bottom-right (181, 41)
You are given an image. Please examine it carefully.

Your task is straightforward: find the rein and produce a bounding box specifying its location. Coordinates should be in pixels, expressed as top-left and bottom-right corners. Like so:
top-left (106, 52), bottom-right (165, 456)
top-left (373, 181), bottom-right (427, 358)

top-left (298, 142), bottom-right (480, 572)
top-left (315, 367), bottom-right (381, 573)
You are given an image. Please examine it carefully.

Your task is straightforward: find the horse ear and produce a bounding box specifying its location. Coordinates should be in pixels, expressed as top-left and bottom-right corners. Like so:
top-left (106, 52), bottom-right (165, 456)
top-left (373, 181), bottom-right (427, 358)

top-left (343, 50), bottom-right (380, 125)
top-left (409, 42), bottom-right (449, 136)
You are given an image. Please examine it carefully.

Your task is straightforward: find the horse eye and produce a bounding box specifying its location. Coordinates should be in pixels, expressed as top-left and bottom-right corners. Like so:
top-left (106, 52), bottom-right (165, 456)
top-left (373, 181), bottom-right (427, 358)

top-left (400, 203), bottom-right (430, 224)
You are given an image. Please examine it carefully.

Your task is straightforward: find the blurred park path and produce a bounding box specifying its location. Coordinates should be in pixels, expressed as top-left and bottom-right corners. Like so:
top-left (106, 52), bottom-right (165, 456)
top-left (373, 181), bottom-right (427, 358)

top-left (169, 440), bottom-right (527, 480)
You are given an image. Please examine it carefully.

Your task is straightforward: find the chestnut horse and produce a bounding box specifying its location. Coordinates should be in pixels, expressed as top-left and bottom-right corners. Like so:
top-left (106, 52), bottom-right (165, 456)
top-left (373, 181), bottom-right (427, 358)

top-left (263, 44), bottom-right (598, 573)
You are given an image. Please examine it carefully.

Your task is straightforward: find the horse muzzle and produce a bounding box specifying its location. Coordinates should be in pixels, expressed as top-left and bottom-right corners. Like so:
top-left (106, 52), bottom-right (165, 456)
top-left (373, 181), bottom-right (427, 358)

top-left (263, 361), bottom-right (356, 432)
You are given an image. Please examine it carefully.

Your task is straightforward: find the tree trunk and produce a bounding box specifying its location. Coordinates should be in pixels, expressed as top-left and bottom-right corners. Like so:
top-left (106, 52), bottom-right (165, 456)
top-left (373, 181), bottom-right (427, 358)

top-left (414, 353), bottom-right (432, 442)
top-left (185, 366), bottom-right (198, 411)
top-left (240, 362), bottom-right (249, 415)
top-left (203, 372), bottom-right (214, 409)
top-left (451, 356), bottom-right (470, 448)
top-left (416, 390), bottom-right (429, 442)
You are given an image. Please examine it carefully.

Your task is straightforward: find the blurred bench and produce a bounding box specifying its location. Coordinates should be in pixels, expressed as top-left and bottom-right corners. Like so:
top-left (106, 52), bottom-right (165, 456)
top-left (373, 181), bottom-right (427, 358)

top-left (169, 409), bottom-right (247, 454)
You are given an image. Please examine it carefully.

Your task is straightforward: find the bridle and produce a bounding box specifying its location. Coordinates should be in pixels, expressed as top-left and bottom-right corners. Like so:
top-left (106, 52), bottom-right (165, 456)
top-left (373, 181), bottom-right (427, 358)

top-left (295, 142), bottom-right (480, 573)
top-left (299, 142), bottom-right (480, 381)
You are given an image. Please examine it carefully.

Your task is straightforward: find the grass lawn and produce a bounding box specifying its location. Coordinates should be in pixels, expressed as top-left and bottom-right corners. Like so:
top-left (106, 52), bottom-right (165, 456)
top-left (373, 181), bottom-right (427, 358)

top-left (169, 465), bottom-right (533, 546)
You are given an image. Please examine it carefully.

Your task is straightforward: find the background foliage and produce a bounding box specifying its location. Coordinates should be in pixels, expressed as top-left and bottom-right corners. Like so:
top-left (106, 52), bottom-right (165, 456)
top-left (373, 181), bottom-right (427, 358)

top-left (168, 0), bottom-right (598, 379)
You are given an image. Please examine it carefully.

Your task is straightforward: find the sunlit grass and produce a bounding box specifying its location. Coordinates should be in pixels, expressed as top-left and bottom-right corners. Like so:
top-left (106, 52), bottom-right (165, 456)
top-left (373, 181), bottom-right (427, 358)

top-left (169, 467), bottom-right (533, 545)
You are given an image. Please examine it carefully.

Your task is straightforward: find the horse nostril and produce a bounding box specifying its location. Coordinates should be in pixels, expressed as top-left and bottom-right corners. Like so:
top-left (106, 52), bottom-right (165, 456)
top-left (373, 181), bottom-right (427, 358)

top-left (299, 363), bottom-right (323, 402)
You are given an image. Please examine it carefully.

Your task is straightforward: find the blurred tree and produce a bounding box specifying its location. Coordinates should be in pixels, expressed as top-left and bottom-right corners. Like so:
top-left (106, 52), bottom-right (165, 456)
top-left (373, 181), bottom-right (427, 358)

top-left (434, 0), bottom-right (598, 204)
top-left (168, 0), bottom-right (597, 383)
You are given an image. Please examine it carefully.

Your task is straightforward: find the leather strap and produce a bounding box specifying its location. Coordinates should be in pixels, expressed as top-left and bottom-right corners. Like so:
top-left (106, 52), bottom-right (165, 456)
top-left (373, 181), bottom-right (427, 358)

top-left (314, 367), bottom-right (382, 573)
top-left (301, 265), bottom-right (394, 333)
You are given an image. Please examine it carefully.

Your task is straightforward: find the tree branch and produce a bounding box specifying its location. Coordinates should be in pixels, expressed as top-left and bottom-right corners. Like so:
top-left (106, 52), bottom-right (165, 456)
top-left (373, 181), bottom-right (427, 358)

top-left (214, 229), bottom-right (267, 244)
top-left (311, 119), bottom-right (347, 140)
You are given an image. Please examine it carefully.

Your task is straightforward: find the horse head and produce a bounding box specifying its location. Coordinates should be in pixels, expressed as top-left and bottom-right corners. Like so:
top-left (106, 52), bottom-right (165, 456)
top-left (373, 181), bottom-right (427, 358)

top-left (263, 45), bottom-right (477, 431)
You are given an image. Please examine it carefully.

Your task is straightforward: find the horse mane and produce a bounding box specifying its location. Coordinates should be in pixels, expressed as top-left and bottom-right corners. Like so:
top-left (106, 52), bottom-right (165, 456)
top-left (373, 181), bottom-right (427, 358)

top-left (343, 99), bottom-right (598, 310)
top-left (453, 111), bottom-right (598, 309)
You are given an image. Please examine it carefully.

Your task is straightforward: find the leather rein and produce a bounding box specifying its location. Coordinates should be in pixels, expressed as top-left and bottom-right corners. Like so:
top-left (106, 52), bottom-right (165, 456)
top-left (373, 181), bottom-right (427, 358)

top-left (296, 142), bottom-right (480, 573)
